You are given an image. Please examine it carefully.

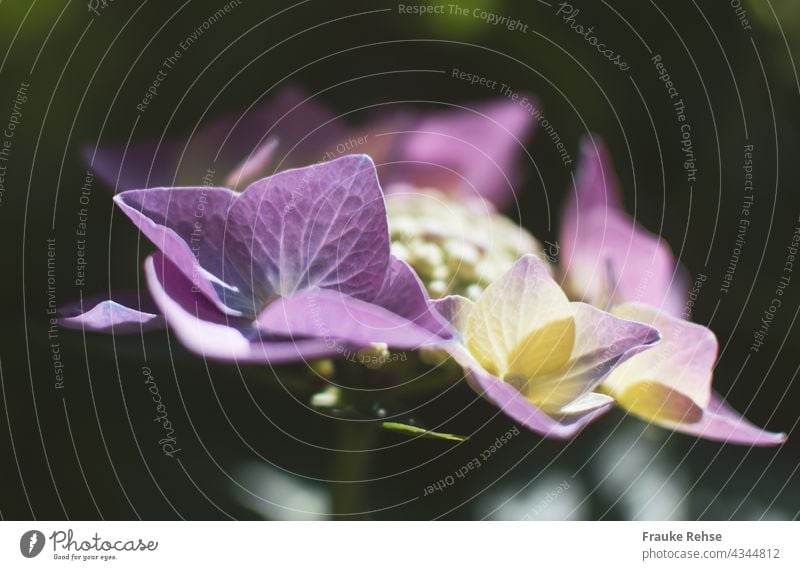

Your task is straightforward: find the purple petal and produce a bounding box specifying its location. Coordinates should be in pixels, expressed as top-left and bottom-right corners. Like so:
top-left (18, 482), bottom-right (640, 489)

top-left (380, 97), bottom-right (536, 210)
top-left (451, 347), bottom-right (610, 439)
top-left (225, 154), bottom-right (390, 303)
top-left (59, 292), bottom-right (164, 334)
top-left (113, 185), bottom-right (246, 315)
top-left (660, 393), bottom-right (786, 446)
top-left (561, 135), bottom-right (686, 316)
top-left (213, 85), bottom-right (349, 174)
top-left (373, 256), bottom-right (454, 338)
top-left (257, 288), bottom-right (450, 350)
top-left (144, 252), bottom-right (341, 364)
top-left (115, 154), bottom-right (391, 317)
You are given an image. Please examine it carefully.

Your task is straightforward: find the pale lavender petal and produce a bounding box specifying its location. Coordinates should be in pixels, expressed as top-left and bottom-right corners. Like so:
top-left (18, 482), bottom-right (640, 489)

top-left (561, 135), bottom-right (686, 315)
top-left (518, 302), bottom-right (660, 415)
top-left (600, 304), bottom-right (784, 445)
top-left (373, 256), bottom-right (454, 338)
top-left (226, 154), bottom-right (390, 303)
top-left (144, 253), bottom-right (341, 364)
top-left (225, 138), bottom-right (279, 191)
top-left (660, 392), bottom-right (786, 446)
top-left (59, 292), bottom-right (164, 334)
top-left (257, 288), bottom-right (449, 350)
top-left (380, 97), bottom-right (536, 210)
top-left (451, 347), bottom-right (610, 439)
top-left (209, 85), bottom-right (349, 174)
top-left (563, 302), bottom-right (661, 389)
top-left (604, 302), bottom-right (716, 409)
top-left (432, 294), bottom-right (474, 336)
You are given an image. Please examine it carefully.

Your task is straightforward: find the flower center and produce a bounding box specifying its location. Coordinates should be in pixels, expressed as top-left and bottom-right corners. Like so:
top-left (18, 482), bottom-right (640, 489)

top-left (386, 188), bottom-right (541, 300)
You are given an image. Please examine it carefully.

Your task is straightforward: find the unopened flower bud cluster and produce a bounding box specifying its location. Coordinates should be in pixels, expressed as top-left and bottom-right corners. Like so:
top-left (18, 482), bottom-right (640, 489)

top-left (386, 187), bottom-right (543, 299)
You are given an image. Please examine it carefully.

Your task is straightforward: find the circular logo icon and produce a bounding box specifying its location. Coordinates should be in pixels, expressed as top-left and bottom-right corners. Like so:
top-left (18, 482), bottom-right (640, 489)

top-left (20, 530), bottom-right (45, 558)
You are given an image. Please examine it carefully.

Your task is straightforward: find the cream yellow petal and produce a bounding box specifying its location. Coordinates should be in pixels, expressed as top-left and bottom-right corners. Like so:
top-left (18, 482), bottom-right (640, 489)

top-left (505, 317), bottom-right (576, 413)
top-left (466, 255), bottom-right (572, 376)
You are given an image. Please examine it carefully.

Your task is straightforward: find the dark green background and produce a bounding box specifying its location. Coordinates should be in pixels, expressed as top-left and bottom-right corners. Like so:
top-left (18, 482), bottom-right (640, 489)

top-left (0, 0), bottom-right (798, 520)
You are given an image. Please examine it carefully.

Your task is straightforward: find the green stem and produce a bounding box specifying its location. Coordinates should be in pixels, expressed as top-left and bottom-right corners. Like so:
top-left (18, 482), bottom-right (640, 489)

top-left (331, 419), bottom-right (378, 520)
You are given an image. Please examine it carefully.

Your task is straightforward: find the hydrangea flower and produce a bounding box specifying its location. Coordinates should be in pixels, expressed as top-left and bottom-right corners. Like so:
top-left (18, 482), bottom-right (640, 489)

top-left (88, 86), bottom-right (544, 307)
top-left (434, 254), bottom-right (660, 439)
top-left (560, 136), bottom-right (785, 445)
top-left (61, 155), bottom-right (453, 363)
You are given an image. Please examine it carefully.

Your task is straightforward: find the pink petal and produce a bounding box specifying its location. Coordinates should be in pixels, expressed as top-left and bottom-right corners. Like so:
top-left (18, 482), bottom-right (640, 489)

top-left (451, 347), bottom-right (611, 439)
top-left (59, 292), bottom-right (163, 334)
top-left (257, 288), bottom-right (450, 351)
top-left (144, 253), bottom-right (341, 364)
top-left (660, 392), bottom-right (786, 446)
top-left (561, 135), bottom-right (686, 316)
top-left (373, 256), bottom-right (454, 338)
top-left (380, 97), bottom-right (537, 210)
